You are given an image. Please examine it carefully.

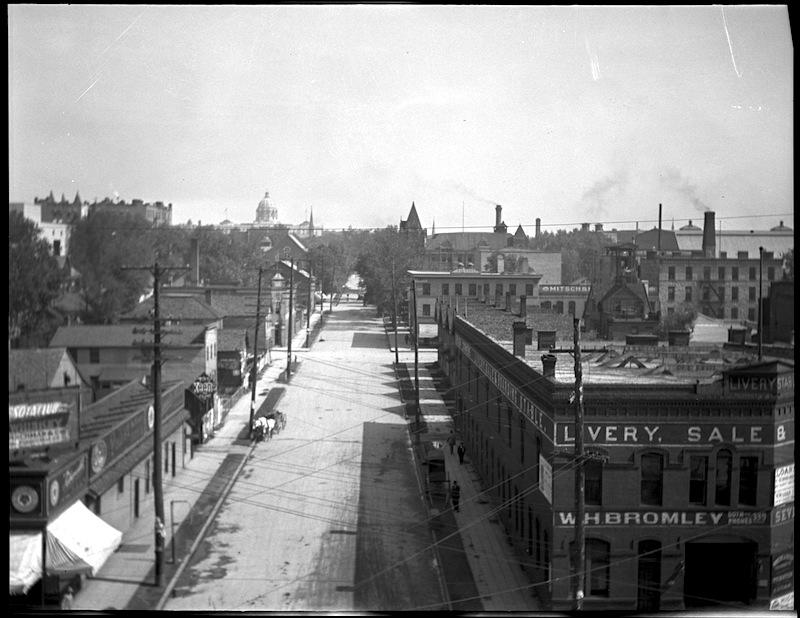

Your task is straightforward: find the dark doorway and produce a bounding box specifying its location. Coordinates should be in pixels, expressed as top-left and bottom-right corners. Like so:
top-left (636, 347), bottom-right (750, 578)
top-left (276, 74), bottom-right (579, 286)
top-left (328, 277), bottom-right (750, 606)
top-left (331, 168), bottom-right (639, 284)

top-left (134, 478), bottom-right (140, 518)
top-left (637, 540), bottom-right (661, 611)
top-left (684, 542), bottom-right (757, 607)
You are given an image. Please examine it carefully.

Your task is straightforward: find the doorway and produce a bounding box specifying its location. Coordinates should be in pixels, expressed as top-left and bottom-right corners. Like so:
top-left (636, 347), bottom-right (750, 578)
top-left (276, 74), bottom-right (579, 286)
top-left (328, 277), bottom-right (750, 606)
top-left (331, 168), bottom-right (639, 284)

top-left (684, 541), bottom-right (757, 607)
top-left (637, 540), bottom-right (661, 611)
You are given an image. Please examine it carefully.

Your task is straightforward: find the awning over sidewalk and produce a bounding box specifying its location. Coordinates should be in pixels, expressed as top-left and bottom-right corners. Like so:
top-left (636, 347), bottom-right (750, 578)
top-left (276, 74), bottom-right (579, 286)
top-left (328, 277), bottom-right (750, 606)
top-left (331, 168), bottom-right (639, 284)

top-left (9, 501), bottom-right (123, 595)
top-left (417, 324), bottom-right (439, 339)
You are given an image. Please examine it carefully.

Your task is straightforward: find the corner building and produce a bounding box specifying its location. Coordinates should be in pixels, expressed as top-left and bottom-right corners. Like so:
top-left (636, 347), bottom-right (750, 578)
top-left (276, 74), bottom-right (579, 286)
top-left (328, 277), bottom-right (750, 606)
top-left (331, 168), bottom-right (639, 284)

top-left (436, 297), bottom-right (794, 611)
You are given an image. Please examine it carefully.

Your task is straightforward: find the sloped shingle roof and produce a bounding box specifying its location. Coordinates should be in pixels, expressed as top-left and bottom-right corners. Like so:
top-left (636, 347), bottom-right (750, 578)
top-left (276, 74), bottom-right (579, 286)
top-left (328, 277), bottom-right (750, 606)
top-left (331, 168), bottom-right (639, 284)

top-left (9, 348), bottom-right (72, 391)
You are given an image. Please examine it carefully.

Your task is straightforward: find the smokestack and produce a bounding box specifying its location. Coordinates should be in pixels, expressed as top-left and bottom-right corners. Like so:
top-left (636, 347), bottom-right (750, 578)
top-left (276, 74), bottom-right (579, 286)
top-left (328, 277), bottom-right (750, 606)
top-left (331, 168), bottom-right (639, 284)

top-left (495, 204), bottom-right (502, 229)
top-left (541, 353), bottom-right (556, 378)
top-left (535, 218), bottom-right (541, 238)
top-left (519, 295), bottom-right (527, 319)
top-left (581, 222), bottom-right (590, 232)
top-left (595, 223), bottom-right (603, 232)
top-left (513, 321), bottom-right (527, 357)
top-left (702, 211), bottom-right (716, 257)
top-left (190, 237), bottom-right (200, 286)
top-left (658, 203), bottom-right (662, 252)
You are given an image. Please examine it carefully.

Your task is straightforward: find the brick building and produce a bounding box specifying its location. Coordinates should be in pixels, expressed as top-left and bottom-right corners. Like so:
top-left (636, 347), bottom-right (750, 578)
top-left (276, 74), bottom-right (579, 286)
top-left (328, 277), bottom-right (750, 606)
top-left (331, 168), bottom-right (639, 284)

top-left (436, 296), bottom-right (794, 611)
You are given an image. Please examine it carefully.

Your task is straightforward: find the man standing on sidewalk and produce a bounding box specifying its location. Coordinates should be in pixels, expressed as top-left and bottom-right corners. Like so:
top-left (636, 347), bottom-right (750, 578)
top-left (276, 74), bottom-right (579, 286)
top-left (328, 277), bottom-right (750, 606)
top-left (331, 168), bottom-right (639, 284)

top-left (447, 432), bottom-right (455, 455)
top-left (457, 442), bottom-right (465, 464)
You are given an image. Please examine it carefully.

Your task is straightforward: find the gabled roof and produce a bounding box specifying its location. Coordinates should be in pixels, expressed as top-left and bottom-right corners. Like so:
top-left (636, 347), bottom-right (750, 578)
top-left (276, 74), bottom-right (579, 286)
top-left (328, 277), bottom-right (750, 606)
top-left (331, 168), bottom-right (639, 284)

top-left (49, 324), bottom-right (211, 348)
top-left (218, 328), bottom-right (248, 352)
top-left (120, 295), bottom-right (222, 322)
top-left (401, 202), bottom-right (422, 230)
top-left (426, 232), bottom-right (510, 252)
top-left (634, 228), bottom-right (680, 252)
top-left (8, 348), bottom-right (82, 391)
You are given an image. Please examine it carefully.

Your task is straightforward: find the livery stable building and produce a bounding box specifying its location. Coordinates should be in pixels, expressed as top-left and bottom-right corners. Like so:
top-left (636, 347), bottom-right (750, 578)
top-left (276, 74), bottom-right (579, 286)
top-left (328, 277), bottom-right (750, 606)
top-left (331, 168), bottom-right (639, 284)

top-left (9, 375), bottom-right (199, 608)
top-left (436, 295), bottom-right (794, 611)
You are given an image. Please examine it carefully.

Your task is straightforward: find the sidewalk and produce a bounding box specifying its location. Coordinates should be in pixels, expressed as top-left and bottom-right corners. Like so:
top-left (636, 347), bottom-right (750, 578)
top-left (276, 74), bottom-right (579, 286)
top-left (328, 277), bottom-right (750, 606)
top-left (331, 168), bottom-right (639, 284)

top-left (72, 310), bottom-right (325, 611)
top-left (406, 352), bottom-right (544, 612)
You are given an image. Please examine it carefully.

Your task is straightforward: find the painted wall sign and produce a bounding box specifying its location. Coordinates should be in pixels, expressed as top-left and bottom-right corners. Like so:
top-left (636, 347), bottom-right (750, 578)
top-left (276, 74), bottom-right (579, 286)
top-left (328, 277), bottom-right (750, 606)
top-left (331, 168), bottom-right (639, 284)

top-left (9, 400), bottom-right (74, 420)
top-left (555, 509), bottom-right (770, 527)
top-left (555, 422), bottom-right (780, 446)
top-left (540, 285), bottom-right (591, 294)
top-left (771, 502), bottom-right (794, 526)
top-left (456, 334), bottom-right (552, 437)
top-left (774, 464), bottom-right (795, 506)
top-left (771, 551), bottom-right (795, 601)
top-left (9, 413), bottom-right (72, 450)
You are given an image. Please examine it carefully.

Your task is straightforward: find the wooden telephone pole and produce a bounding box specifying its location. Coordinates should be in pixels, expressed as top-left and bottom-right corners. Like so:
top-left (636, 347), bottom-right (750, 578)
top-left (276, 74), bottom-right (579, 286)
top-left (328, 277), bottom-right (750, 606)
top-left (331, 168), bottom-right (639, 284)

top-left (249, 267), bottom-right (264, 438)
top-left (572, 317), bottom-right (586, 610)
top-left (122, 261), bottom-right (185, 587)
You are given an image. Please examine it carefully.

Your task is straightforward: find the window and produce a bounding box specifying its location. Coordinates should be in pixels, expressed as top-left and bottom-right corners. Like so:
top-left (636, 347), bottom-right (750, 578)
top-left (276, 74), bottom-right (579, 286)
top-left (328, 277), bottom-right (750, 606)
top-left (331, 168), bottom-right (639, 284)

top-left (738, 456), bottom-right (758, 506)
top-left (145, 460), bottom-right (151, 494)
top-left (731, 267), bottom-right (739, 281)
top-left (718, 266), bottom-right (725, 280)
top-left (685, 266), bottom-right (693, 280)
top-left (749, 286), bottom-right (757, 301)
top-left (442, 283), bottom-right (449, 296)
top-left (585, 460), bottom-right (603, 505)
top-left (526, 284), bottom-right (533, 296)
top-left (767, 266), bottom-right (775, 280)
top-left (568, 300), bottom-right (576, 315)
top-left (702, 287), bottom-right (710, 301)
top-left (667, 307), bottom-right (675, 315)
top-left (509, 284), bottom-right (517, 297)
top-left (748, 308), bottom-right (756, 321)
top-left (422, 283), bottom-right (430, 296)
top-left (468, 283), bottom-right (477, 296)
top-left (689, 456), bottom-right (707, 505)
top-left (715, 450), bottom-right (732, 505)
top-left (483, 283), bottom-right (490, 297)
top-left (455, 283), bottom-right (463, 296)
top-left (731, 307), bottom-right (738, 319)
top-left (641, 453), bottom-right (664, 505)
top-left (668, 266), bottom-right (675, 281)
top-left (53, 239), bottom-right (62, 256)
top-left (90, 348), bottom-right (100, 364)
top-left (703, 266), bottom-right (711, 280)
top-left (731, 286), bottom-right (739, 301)
top-left (555, 300), bottom-right (564, 314)
top-left (495, 284), bottom-right (503, 296)
top-left (685, 286), bottom-right (692, 302)
top-left (667, 286), bottom-right (675, 302)
top-left (117, 477), bottom-right (125, 494)
top-left (422, 304), bottom-right (431, 317)
top-left (749, 266), bottom-right (757, 281)
top-left (718, 286), bottom-right (725, 301)
top-left (572, 539), bottom-right (610, 597)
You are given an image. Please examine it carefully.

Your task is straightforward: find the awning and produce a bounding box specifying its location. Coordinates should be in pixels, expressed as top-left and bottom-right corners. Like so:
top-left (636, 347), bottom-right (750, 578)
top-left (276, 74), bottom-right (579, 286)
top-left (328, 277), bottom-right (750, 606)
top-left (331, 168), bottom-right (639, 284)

top-left (9, 501), bottom-right (123, 595)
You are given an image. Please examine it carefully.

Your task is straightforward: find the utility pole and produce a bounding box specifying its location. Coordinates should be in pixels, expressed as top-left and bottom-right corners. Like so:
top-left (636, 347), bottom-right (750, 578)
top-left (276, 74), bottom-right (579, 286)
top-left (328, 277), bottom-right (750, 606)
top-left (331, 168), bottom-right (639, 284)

top-left (249, 266), bottom-right (264, 438)
top-left (391, 258), bottom-right (399, 365)
top-left (330, 263), bottom-right (335, 313)
top-left (572, 317), bottom-right (585, 610)
top-left (306, 265), bottom-right (312, 348)
top-left (287, 255), bottom-right (294, 380)
top-left (319, 256), bottom-right (325, 315)
top-left (758, 246), bottom-right (764, 360)
top-left (122, 261), bottom-right (185, 587)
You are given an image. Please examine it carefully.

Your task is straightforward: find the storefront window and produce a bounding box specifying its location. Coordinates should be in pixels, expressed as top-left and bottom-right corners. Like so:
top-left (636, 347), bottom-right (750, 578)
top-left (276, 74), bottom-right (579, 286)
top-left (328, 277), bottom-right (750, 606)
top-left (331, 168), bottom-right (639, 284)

top-left (715, 450), bottom-right (732, 505)
top-left (738, 456), bottom-right (758, 506)
top-left (689, 455), bottom-right (707, 505)
top-left (585, 459), bottom-right (603, 505)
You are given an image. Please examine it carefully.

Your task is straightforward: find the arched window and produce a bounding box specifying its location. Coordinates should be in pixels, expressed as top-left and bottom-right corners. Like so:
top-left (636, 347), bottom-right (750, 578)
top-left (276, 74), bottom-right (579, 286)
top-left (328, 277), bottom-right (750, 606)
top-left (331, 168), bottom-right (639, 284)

top-left (715, 449), bottom-right (733, 505)
top-left (568, 300), bottom-right (576, 315)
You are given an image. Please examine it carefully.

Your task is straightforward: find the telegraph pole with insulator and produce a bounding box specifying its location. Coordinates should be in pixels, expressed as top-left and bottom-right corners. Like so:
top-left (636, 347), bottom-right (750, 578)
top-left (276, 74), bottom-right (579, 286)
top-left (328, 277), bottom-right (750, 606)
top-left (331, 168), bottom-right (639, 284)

top-left (249, 266), bottom-right (264, 438)
top-left (572, 317), bottom-right (585, 610)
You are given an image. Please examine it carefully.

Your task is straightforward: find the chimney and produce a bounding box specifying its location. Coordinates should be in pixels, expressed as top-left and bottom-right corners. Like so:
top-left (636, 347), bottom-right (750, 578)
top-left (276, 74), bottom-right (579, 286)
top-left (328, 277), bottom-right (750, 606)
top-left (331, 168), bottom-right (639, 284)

top-left (541, 354), bottom-right (557, 378)
top-left (497, 254), bottom-right (505, 273)
top-left (581, 222), bottom-right (590, 232)
top-left (190, 237), bottom-right (200, 286)
top-left (595, 223), bottom-right (603, 232)
top-left (495, 204), bottom-right (502, 229)
top-left (519, 295), bottom-right (527, 319)
top-left (702, 211), bottom-right (716, 257)
top-left (658, 203), bottom-right (662, 252)
top-left (535, 218), bottom-right (541, 238)
top-left (513, 321), bottom-right (527, 357)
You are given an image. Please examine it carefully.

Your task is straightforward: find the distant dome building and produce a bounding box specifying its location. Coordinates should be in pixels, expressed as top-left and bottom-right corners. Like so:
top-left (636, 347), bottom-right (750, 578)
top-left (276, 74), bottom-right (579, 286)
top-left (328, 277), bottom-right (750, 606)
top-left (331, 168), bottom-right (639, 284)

top-left (255, 191), bottom-right (278, 225)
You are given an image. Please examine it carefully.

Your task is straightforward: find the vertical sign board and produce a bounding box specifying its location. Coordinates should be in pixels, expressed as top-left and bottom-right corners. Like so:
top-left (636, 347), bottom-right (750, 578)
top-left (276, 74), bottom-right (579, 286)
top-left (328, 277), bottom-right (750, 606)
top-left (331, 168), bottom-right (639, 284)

top-left (774, 464), bottom-right (794, 507)
top-left (539, 454), bottom-right (552, 504)
top-left (770, 551), bottom-right (794, 610)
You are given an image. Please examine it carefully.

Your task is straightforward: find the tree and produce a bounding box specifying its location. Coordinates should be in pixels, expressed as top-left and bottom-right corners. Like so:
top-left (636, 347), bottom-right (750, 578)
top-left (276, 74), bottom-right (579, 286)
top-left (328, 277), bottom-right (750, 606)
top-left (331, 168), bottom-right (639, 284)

top-left (69, 210), bottom-right (154, 323)
top-left (9, 211), bottom-right (65, 346)
top-left (655, 303), bottom-right (697, 339)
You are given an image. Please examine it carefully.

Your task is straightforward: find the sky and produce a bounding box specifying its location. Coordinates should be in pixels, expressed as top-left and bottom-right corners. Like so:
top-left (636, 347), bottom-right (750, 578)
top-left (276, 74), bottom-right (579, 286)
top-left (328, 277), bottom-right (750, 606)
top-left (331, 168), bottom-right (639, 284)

top-left (8, 5), bottom-right (794, 234)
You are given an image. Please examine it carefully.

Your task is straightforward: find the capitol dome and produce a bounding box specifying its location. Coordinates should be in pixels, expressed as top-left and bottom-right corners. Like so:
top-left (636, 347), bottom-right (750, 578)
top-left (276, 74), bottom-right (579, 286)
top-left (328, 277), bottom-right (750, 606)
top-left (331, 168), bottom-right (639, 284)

top-left (255, 191), bottom-right (278, 224)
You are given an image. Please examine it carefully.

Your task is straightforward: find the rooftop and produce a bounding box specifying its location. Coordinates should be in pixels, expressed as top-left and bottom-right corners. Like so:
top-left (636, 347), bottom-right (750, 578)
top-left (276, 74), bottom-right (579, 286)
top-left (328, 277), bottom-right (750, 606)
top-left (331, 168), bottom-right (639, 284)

top-left (50, 323), bottom-right (211, 348)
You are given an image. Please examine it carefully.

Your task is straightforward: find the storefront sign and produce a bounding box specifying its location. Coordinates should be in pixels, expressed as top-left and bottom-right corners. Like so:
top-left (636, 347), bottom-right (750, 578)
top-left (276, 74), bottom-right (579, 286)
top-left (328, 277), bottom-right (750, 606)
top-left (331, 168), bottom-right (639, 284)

top-left (555, 422), bottom-right (777, 446)
top-left (771, 551), bottom-right (794, 601)
top-left (771, 503), bottom-right (794, 526)
top-left (9, 412), bottom-right (72, 450)
top-left (540, 285), bottom-right (591, 294)
top-left (92, 411), bottom-right (146, 476)
top-left (539, 454), bottom-right (552, 504)
top-left (9, 400), bottom-right (73, 420)
top-left (555, 510), bottom-right (770, 527)
top-left (456, 335), bottom-right (552, 437)
top-left (769, 592), bottom-right (794, 611)
top-left (774, 464), bottom-right (794, 506)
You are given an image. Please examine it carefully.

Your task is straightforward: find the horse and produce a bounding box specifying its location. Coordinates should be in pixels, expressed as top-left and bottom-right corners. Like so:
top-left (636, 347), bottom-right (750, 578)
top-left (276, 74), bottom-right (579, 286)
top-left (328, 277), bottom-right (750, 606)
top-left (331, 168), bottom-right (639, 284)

top-left (275, 411), bottom-right (287, 432)
top-left (252, 417), bottom-right (268, 442)
top-left (265, 416), bottom-right (276, 439)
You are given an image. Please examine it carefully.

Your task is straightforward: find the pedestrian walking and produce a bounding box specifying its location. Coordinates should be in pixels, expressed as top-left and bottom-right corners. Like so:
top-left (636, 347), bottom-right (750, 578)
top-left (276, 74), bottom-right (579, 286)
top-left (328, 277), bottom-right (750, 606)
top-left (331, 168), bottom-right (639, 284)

top-left (447, 432), bottom-right (455, 455)
top-left (457, 442), bottom-right (465, 464)
top-left (451, 481), bottom-right (461, 512)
